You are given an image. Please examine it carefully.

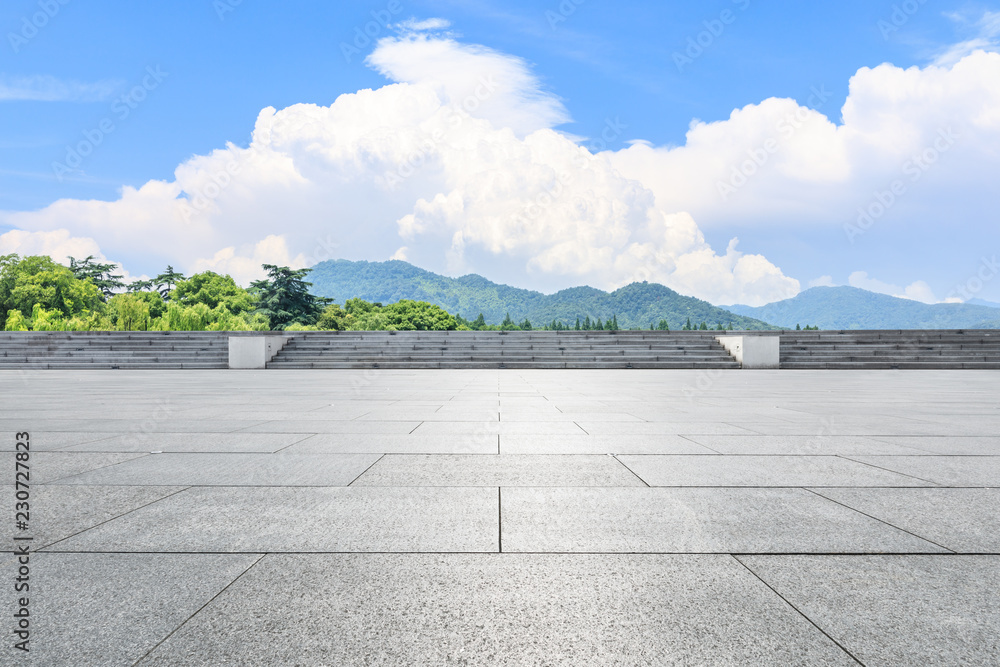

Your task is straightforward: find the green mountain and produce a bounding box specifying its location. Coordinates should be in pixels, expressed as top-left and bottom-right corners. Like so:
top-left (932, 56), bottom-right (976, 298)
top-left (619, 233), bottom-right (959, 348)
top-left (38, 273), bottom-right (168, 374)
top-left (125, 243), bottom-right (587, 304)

top-left (723, 286), bottom-right (1000, 330)
top-left (307, 259), bottom-right (777, 330)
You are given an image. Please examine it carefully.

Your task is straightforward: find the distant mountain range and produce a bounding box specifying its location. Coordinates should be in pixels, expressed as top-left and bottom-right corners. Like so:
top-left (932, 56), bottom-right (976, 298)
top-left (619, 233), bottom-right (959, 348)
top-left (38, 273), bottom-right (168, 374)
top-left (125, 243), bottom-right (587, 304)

top-left (307, 259), bottom-right (777, 330)
top-left (723, 286), bottom-right (1000, 330)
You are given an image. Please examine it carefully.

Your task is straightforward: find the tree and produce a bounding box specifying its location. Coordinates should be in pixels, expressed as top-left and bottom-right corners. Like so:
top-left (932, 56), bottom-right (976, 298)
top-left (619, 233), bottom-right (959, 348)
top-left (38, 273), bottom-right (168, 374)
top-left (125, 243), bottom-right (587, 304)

top-left (472, 313), bottom-right (486, 330)
top-left (520, 318), bottom-right (532, 331)
top-left (575, 317), bottom-right (581, 331)
top-left (154, 266), bottom-right (187, 299)
top-left (684, 317), bottom-right (692, 331)
top-left (250, 264), bottom-right (331, 330)
top-left (68, 255), bottom-right (124, 300)
top-left (1, 254), bottom-right (103, 328)
top-left (317, 303), bottom-right (351, 331)
top-left (796, 323), bottom-right (802, 331)
top-left (173, 271), bottom-right (254, 314)
top-left (699, 322), bottom-right (708, 330)
top-left (656, 319), bottom-right (669, 331)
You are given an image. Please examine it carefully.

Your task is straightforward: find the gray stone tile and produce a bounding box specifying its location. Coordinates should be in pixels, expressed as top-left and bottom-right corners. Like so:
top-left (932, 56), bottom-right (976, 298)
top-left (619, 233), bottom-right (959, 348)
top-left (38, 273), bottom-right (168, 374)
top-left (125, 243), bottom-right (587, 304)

top-left (47, 487), bottom-right (498, 553)
top-left (67, 419), bottom-right (269, 433)
top-left (741, 555), bottom-right (1000, 666)
top-left (138, 554), bottom-right (855, 666)
top-left (577, 421), bottom-right (758, 435)
top-left (846, 456), bottom-right (1000, 486)
top-left (617, 455), bottom-right (933, 487)
top-left (411, 421), bottom-right (585, 435)
top-left (869, 436), bottom-right (1000, 455)
top-left (352, 455), bottom-right (645, 487)
top-left (501, 434), bottom-right (716, 455)
top-left (501, 488), bottom-right (946, 553)
top-left (285, 433), bottom-right (499, 454)
top-left (682, 434), bottom-right (928, 455)
top-left (2, 553), bottom-right (258, 666)
top-left (237, 420), bottom-right (422, 434)
top-left (813, 488), bottom-right (1000, 553)
top-left (0, 431), bottom-right (118, 451)
top-left (61, 432), bottom-right (312, 453)
top-left (0, 485), bottom-right (186, 550)
top-left (51, 453), bottom-right (380, 486)
top-left (10, 452), bottom-right (150, 484)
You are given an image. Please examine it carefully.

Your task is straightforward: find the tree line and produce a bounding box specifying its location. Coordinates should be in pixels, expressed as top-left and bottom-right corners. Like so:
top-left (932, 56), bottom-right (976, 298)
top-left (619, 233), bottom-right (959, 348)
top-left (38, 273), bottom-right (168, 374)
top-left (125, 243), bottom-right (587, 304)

top-left (1, 254), bottom-right (811, 332)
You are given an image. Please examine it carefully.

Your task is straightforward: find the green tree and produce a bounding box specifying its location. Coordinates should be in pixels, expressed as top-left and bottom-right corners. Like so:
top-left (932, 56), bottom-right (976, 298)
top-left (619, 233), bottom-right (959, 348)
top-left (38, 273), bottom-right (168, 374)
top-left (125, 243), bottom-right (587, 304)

top-left (154, 266), bottom-right (187, 299)
top-left (68, 255), bottom-right (125, 300)
top-left (0, 254), bottom-right (103, 328)
top-left (173, 271), bottom-right (255, 314)
top-left (317, 303), bottom-right (352, 331)
top-left (699, 322), bottom-right (708, 330)
top-left (106, 293), bottom-right (152, 331)
top-left (684, 317), bottom-right (692, 330)
top-left (250, 264), bottom-right (331, 330)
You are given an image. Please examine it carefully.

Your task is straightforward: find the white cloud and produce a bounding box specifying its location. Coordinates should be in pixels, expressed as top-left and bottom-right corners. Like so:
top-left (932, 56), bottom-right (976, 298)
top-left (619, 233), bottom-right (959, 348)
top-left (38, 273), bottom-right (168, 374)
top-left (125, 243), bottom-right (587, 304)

top-left (848, 271), bottom-right (938, 304)
top-left (3, 36), bottom-right (999, 307)
top-left (0, 75), bottom-right (119, 102)
top-left (0, 229), bottom-right (146, 285)
top-left (366, 33), bottom-right (570, 136)
top-left (189, 235), bottom-right (309, 287)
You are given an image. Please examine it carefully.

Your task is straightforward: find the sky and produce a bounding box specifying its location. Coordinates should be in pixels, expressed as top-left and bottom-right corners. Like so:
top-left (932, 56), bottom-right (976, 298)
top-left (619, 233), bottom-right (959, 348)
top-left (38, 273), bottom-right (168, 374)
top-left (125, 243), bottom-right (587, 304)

top-left (1, 0), bottom-right (998, 306)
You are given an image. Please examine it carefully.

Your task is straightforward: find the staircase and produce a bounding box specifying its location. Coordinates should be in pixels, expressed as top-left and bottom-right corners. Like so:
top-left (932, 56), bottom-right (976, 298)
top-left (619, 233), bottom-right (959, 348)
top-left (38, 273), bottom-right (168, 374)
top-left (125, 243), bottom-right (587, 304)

top-left (0, 331), bottom-right (231, 369)
top-left (779, 330), bottom-right (1000, 369)
top-left (266, 330), bottom-right (741, 369)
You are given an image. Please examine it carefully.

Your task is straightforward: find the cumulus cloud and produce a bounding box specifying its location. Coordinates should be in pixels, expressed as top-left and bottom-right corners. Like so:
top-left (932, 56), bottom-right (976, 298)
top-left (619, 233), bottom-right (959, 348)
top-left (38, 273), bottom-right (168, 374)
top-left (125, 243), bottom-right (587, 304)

top-left (2, 35), bottom-right (998, 307)
top-left (189, 235), bottom-right (309, 286)
top-left (849, 271), bottom-right (938, 304)
top-left (366, 33), bottom-right (571, 136)
top-left (0, 228), bottom-right (146, 285)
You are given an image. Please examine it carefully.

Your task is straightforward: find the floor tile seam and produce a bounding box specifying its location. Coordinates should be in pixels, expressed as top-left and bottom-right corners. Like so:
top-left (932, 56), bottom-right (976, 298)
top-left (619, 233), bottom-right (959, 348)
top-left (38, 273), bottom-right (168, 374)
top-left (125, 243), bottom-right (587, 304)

top-left (132, 552), bottom-right (267, 666)
top-left (804, 488), bottom-right (957, 554)
top-left (609, 456), bottom-right (651, 488)
top-left (53, 434), bottom-right (120, 451)
top-left (346, 454), bottom-right (387, 486)
top-left (41, 453), bottom-right (155, 485)
top-left (834, 455), bottom-right (946, 486)
top-left (37, 485), bottom-right (194, 551)
top-left (676, 434), bottom-right (724, 454)
top-left (731, 555), bottom-right (866, 666)
top-left (271, 433), bottom-right (321, 453)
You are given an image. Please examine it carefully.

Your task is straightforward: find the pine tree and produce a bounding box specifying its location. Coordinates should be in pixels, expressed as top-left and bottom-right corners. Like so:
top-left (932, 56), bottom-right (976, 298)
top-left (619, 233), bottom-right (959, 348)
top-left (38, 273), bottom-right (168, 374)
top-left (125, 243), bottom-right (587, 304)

top-left (68, 255), bottom-right (125, 301)
top-left (250, 264), bottom-right (331, 330)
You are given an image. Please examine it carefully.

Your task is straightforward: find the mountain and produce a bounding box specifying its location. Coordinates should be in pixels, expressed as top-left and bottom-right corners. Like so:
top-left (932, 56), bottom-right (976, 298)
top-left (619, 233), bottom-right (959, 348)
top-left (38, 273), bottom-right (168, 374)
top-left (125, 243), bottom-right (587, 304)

top-left (307, 259), bottom-right (777, 330)
top-left (723, 286), bottom-right (1000, 330)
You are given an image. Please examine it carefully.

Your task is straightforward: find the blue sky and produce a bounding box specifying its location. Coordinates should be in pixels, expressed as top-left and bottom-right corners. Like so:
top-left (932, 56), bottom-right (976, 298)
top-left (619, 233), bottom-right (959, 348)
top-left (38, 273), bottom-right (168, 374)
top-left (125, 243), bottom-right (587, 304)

top-left (2, 0), bottom-right (999, 305)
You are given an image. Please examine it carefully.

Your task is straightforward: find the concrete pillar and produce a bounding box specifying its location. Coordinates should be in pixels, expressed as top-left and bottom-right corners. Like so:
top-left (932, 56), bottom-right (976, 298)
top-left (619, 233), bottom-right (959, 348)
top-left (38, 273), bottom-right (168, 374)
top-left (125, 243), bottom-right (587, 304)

top-left (716, 335), bottom-right (780, 369)
top-left (229, 336), bottom-right (290, 369)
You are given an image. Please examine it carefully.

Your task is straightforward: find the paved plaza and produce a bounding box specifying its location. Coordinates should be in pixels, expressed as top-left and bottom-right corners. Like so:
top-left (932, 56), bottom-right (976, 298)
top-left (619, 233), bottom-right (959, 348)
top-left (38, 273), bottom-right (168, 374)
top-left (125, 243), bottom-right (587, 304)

top-left (2, 368), bottom-right (999, 665)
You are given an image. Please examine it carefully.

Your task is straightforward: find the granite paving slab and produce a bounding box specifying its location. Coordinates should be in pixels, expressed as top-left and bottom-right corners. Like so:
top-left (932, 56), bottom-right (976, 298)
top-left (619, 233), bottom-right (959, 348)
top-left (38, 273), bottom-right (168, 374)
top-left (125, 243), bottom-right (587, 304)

top-left (845, 456), bottom-right (1000, 486)
top-left (617, 455), bottom-right (934, 487)
top-left (236, 420), bottom-right (423, 434)
top-left (869, 436), bottom-right (1000, 455)
top-left (501, 487), bottom-right (947, 553)
top-left (351, 454), bottom-right (645, 487)
top-left (137, 553), bottom-right (856, 666)
top-left (0, 431), bottom-right (118, 451)
top-left (680, 434), bottom-right (928, 456)
top-left (0, 485), bottom-right (187, 552)
top-left (576, 422), bottom-right (759, 435)
top-left (284, 433), bottom-right (499, 454)
top-left (50, 453), bottom-right (380, 487)
top-left (46, 487), bottom-right (499, 553)
top-left (2, 553), bottom-right (259, 667)
top-left (741, 555), bottom-right (1000, 666)
top-left (60, 432), bottom-right (312, 453)
top-left (411, 421), bottom-right (586, 435)
top-left (13, 452), bottom-right (150, 484)
top-left (500, 434), bottom-right (717, 455)
top-left (812, 488), bottom-right (1000, 553)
